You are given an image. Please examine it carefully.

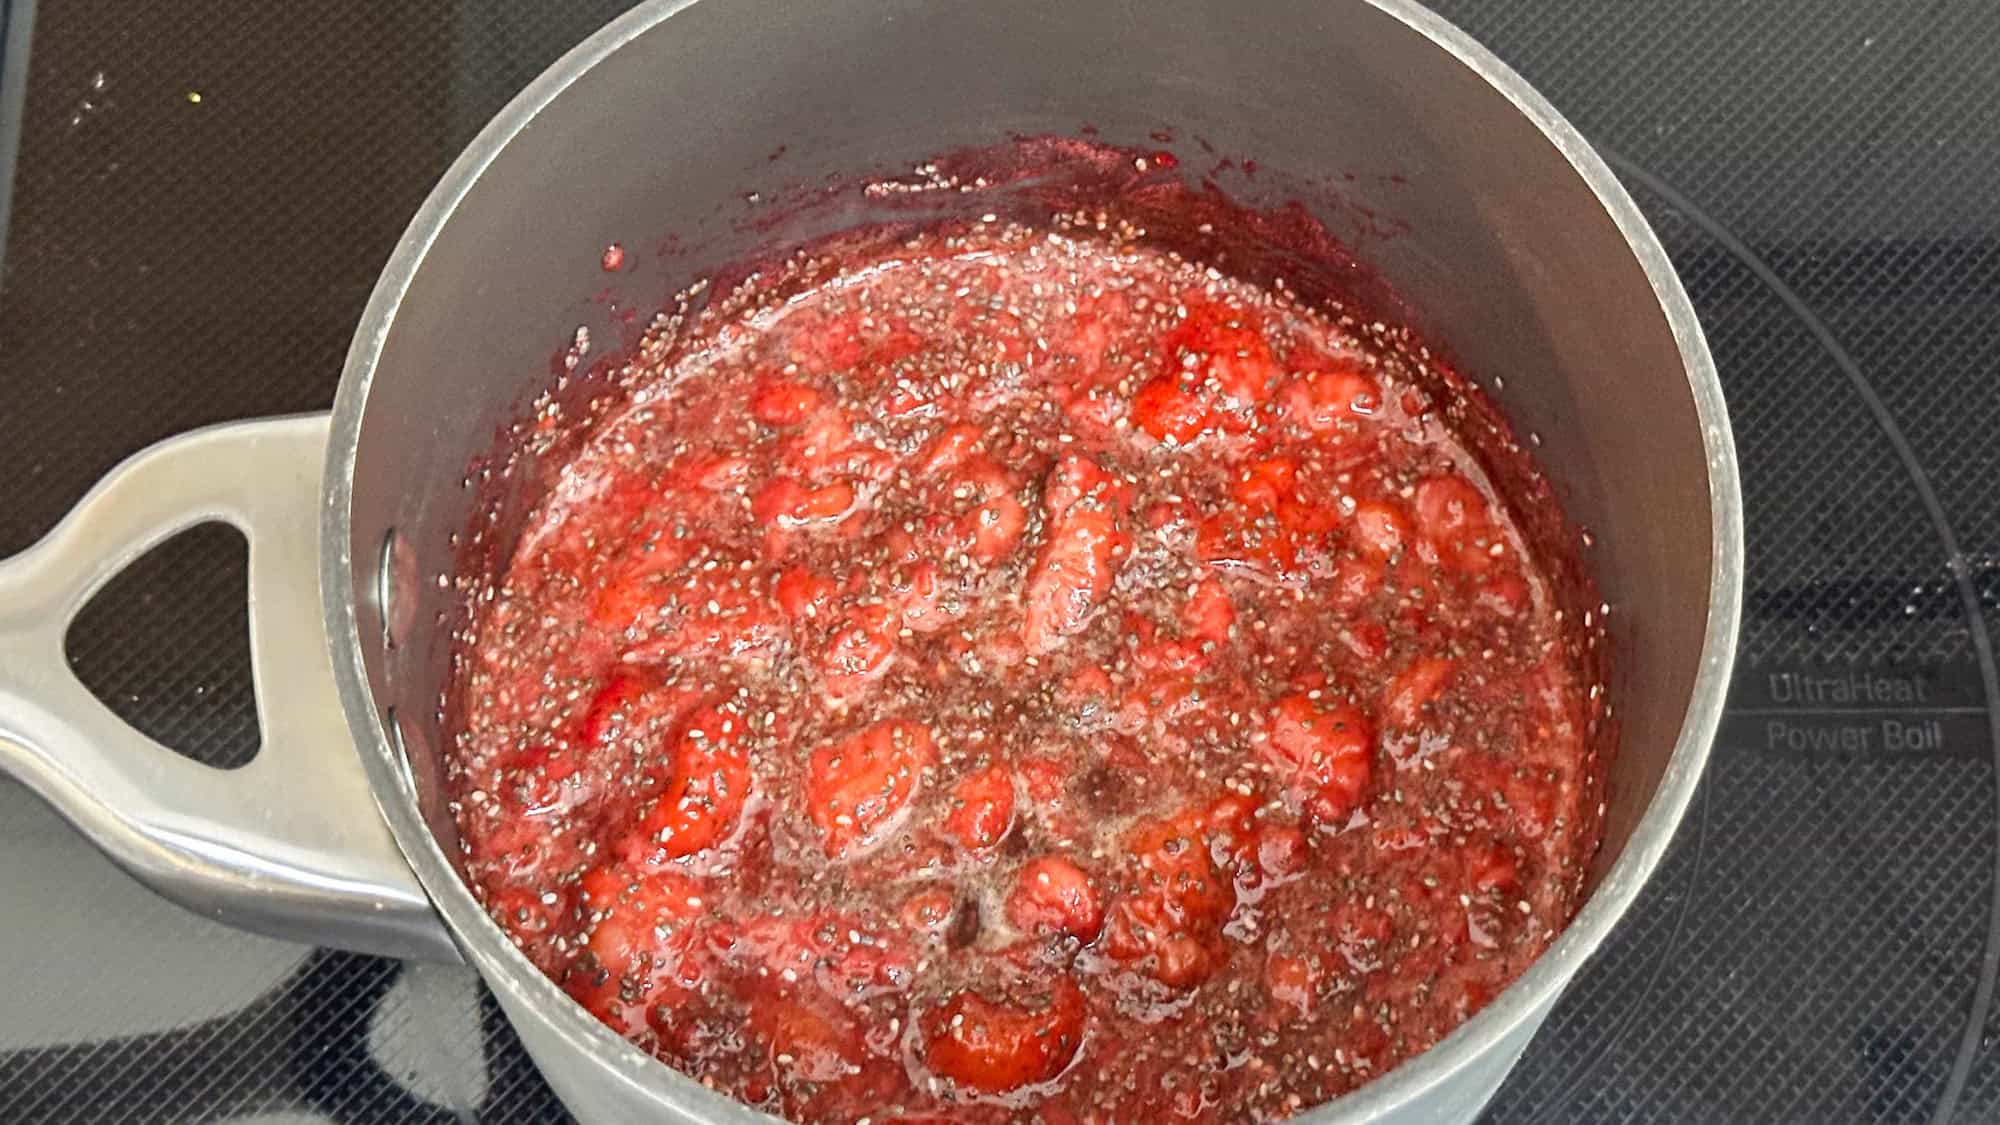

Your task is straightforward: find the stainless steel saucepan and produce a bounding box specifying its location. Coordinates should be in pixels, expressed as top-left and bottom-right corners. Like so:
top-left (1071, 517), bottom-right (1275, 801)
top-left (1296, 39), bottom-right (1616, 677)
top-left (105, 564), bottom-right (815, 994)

top-left (0, 1), bottom-right (1741, 1120)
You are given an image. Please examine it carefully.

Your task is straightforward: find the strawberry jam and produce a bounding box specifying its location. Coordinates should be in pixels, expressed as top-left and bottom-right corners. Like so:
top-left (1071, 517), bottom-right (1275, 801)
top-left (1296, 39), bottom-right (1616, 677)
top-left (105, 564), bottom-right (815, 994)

top-left (447, 216), bottom-right (1602, 1122)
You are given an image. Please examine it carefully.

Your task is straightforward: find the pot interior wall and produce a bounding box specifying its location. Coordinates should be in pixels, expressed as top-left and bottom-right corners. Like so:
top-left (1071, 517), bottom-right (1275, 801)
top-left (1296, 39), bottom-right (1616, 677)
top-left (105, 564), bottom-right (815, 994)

top-left (346, 0), bottom-right (1711, 890)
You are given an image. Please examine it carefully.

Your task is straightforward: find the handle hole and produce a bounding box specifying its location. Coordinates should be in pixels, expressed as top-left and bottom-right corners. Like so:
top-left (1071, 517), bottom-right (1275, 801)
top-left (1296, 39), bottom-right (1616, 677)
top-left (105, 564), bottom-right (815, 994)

top-left (63, 522), bottom-right (262, 770)
top-left (378, 525), bottom-right (418, 654)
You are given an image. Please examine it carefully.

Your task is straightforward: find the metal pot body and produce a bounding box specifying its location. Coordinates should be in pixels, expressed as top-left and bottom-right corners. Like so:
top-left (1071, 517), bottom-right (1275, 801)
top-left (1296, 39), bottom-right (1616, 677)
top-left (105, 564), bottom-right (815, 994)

top-left (0, 1), bottom-right (1740, 1122)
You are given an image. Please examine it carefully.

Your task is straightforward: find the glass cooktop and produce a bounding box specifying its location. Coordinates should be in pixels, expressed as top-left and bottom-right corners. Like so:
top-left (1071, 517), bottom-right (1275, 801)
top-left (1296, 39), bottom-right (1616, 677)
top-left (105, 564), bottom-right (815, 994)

top-left (2, 2), bottom-right (1997, 1122)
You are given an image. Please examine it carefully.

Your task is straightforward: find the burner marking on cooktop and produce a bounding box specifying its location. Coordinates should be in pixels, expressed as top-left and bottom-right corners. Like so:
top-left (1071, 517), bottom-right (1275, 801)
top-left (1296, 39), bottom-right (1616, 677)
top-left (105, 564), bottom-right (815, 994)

top-left (1599, 151), bottom-right (2000, 1125)
top-left (1723, 661), bottom-right (1992, 761)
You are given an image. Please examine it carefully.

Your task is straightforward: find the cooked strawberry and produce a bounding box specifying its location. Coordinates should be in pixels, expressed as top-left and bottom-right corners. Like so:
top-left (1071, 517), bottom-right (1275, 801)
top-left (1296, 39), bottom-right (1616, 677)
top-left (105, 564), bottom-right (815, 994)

top-left (1467, 840), bottom-right (1521, 894)
top-left (1255, 823), bottom-right (1310, 881)
top-left (1330, 901), bottom-right (1395, 973)
top-left (491, 735), bottom-right (581, 815)
top-left (1101, 810), bottom-right (1237, 988)
top-left (922, 976), bottom-right (1088, 1094)
top-left (1130, 376), bottom-right (1213, 444)
top-left (1180, 574), bottom-right (1235, 645)
top-left (1330, 555), bottom-right (1385, 611)
top-left (1348, 499), bottom-right (1413, 561)
top-left (944, 765), bottom-right (1016, 851)
top-left (1006, 856), bottom-right (1103, 942)
top-left (806, 718), bottom-right (936, 858)
top-left (750, 379), bottom-right (826, 427)
top-left (790, 310), bottom-right (868, 372)
top-left (1043, 452), bottom-right (1131, 519)
top-left (1016, 753), bottom-right (1070, 806)
top-left (816, 602), bottom-right (900, 699)
top-left (629, 570), bottom-right (784, 663)
top-left (620, 702), bottom-right (753, 862)
top-left (957, 461), bottom-right (1028, 564)
top-left (900, 886), bottom-right (960, 934)
top-left (748, 992), bottom-right (863, 1083)
top-left (1413, 472), bottom-right (1500, 573)
top-left (1231, 455), bottom-right (1299, 512)
top-left (1265, 951), bottom-right (1322, 1018)
top-left (1382, 655), bottom-right (1455, 729)
top-left (773, 565), bottom-right (837, 621)
top-left (721, 911), bottom-right (912, 999)
top-left (578, 670), bottom-right (684, 752)
top-left (915, 422), bottom-right (984, 475)
top-left (1281, 364), bottom-right (1379, 433)
top-left (752, 476), bottom-right (860, 529)
top-left (1163, 297), bottom-right (1280, 411)
top-left (1263, 693), bottom-right (1374, 826)
top-left (1023, 508), bottom-right (1124, 653)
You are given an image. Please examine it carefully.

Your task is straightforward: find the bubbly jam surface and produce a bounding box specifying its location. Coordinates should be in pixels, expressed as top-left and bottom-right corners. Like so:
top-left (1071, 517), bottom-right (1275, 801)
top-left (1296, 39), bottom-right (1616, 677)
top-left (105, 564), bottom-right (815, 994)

top-left (447, 219), bottom-right (1600, 1123)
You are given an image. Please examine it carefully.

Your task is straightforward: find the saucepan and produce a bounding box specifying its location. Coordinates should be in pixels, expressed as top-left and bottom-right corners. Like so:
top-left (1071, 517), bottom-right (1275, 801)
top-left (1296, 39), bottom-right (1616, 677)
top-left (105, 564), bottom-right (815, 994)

top-left (0, 0), bottom-right (1740, 1120)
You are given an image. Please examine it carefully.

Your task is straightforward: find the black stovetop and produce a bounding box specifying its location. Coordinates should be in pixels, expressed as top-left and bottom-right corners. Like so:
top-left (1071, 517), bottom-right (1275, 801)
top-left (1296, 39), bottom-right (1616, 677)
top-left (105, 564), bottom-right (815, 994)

top-left (3, 2), bottom-right (1998, 1123)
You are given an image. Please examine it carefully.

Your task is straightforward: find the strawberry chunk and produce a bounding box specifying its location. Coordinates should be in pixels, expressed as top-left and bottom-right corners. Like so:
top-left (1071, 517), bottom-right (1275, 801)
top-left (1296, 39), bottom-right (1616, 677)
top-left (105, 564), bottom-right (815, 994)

top-left (1023, 508), bottom-right (1125, 653)
top-left (816, 602), bottom-right (901, 700)
top-left (886, 560), bottom-right (953, 632)
top-left (1413, 472), bottom-right (1491, 541)
top-left (773, 565), bottom-right (837, 621)
top-left (1263, 693), bottom-right (1374, 827)
top-left (1281, 364), bottom-right (1379, 433)
top-left (1461, 753), bottom-right (1562, 841)
top-left (1006, 857), bottom-right (1104, 942)
top-left (1467, 840), bottom-right (1521, 894)
top-left (1255, 823), bottom-right (1310, 882)
top-left (1195, 511), bottom-right (1299, 579)
top-left (1330, 556), bottom-right (1385, 611)
top-left (1413, 472), bottom-right (1501, 573)
top-left (621, 568), bottom-right (784, 664)
top-left (949, 458), bottom-right (1027, 565)
top-left (1043, 452), bottom-right (1132, 519)
top-left (1054, 291), bottom-right (1127, 386)
top-left (922, 976), bottom-right (1088, 1094)
top-left (749, 992), bottom-right (862, 1083)
top-left (916, 422), bottom-right (984, 476)
top-left (1102, 810), bottom-right (1237, 988)
top-left (590, 532), bottom-right (696, 630)
top-left (1163, 297), bottom-right (1281, 412)
top-left (750, 379), bottom-right (825, 427)
top-left (1382, 655), bottom-right (1455, 730)
top-left (580, 866), bottom-right (706, 973)
top-left (504, 742), bottom-right (584, 815)
top-left (621, 701), bottom-right (753, 863)
top-left (790, 310), bottom-right (868, 372)
top-left (1231, 456), bottom-right (1299, 512)
top-left (752, 476), bottom-right (860, 529)
top-left (1348, 500), bottom-right (1413, 561)
top-left (1180, 575), bottom-right (1235, 646)
top-left (570, 866), bottom-right (709, 1035)
top-left (579, 670), bottom-right (685, 752)
top-left (1265, 951), bottom-right (1323, 1018)
top-left (944, 765), bottom-right (1016, 852)
top-left (1017, 754), bottom-right (1071, 806)
top-left (672, 452), bottom-right (751, 492)
top-left (1331, 901), bottom-right (1395, 972)
top-left (901, 886), bottom-right (960, 934)
top-left (1479, 570), bottom-right (1532, 617)
top-left (806, 719), bottom-right (936, 858)
top-left (1131, 376), bottom-right (1213, 444)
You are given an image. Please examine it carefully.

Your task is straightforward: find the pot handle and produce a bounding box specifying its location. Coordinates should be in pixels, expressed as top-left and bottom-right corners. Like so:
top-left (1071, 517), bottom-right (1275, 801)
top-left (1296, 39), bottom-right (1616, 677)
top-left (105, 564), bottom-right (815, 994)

top-left (0, 414), bottom-right (460, 963)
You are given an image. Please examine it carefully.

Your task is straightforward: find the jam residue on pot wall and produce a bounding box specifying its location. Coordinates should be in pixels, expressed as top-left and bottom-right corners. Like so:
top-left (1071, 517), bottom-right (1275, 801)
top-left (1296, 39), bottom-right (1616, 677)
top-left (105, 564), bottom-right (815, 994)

top-left (440, 137), bottom-right (1611, 1124)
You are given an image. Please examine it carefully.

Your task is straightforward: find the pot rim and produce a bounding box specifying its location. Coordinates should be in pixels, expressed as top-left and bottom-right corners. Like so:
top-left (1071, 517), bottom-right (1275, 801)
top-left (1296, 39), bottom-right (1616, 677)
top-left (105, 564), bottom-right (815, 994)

top-left (321, 1), bottom-right (1744, 1120)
